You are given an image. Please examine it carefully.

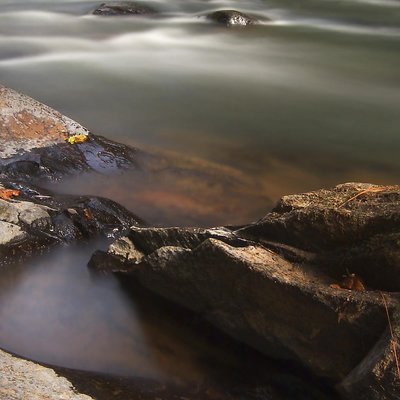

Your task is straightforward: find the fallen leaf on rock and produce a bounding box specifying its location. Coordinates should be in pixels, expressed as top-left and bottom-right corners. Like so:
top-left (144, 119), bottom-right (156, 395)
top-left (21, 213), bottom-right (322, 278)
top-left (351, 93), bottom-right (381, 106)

top-left (66, 133), bottom-right (88, 145)
top-left (330, 273), bottom-right (365, 292)
top-left (329, 283), bottom-right (341, 290)
top-left (0, 189), bottom-right (21, 200)
top-left (342, 273), bottom-right (365, 291)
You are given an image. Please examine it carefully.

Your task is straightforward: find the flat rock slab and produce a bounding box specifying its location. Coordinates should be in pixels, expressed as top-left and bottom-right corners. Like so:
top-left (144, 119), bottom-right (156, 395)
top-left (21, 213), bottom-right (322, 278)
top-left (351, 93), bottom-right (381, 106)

top-left (0, 349), bottom-right (92, 400)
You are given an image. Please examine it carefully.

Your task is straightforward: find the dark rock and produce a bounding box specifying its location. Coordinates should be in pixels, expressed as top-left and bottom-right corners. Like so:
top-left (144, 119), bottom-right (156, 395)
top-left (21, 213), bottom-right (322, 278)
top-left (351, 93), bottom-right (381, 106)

top-left (92, 2), bottom-right (156, 16)
top-left (0, 134), bottom-right (143, 182)
top-left (0, 179), bottom-right (143, 265)
top-left (206, 10), bottom-right (259, 27)
top-left (89, 183), bottom-right (400, 399)
top-left (238, 183), bottom-right (400, 252)
top-left (337, 308), bottom-right (400, 399)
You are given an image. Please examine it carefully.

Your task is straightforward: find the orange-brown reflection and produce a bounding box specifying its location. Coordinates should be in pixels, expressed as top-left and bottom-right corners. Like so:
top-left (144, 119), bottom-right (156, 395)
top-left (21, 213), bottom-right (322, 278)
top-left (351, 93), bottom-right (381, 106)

top-left (48, 146), bottom-right (397, 229)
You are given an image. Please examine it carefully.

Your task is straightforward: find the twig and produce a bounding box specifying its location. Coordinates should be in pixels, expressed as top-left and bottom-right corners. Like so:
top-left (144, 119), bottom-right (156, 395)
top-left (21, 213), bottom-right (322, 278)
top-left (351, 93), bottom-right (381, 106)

top-left (339, 185), bottom-right (397, 208)
top-left (380, 291), bottom-right (400, 381)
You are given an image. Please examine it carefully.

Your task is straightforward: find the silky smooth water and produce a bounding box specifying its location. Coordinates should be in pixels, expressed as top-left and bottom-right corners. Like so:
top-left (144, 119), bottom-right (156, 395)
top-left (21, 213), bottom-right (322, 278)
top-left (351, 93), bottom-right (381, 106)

top-left (0, 242), bottom-right (248, 379)
top-left (0, 1), bottom-right (399, 397)
top-left (0, 0), bottom-right (399, 209)
top-left (0, 242), bottom-right (333, 399)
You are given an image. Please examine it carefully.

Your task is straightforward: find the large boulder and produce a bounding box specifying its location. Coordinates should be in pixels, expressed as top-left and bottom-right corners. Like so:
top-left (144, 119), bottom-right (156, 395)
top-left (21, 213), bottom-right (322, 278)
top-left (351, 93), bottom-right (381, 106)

top-left (90, 183), bottom-right (400, 399)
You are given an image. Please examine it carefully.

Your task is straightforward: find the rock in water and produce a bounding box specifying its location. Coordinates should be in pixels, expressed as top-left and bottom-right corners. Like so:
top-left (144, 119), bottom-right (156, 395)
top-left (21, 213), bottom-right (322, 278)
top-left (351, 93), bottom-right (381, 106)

top-left (92, 2), bottom-right (156, 16)
top-left (0, 85), bottom-right (141, 181)
top-left (0, 85), bottom-right (87, 159)
top-left (90, 183), bottom-right (400, 400)
top-left (0, 179), bottom-right (143, 265)
top-left (206, 10), bottom-right (258, 27)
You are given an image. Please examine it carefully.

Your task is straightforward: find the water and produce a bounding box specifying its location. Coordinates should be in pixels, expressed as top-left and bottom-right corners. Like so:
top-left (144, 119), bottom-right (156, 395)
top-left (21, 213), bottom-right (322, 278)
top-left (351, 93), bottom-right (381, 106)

top-left (0, 0), bottom-right (399, 396)
top-left (0, 242), bottom-right (333, 399)
top-left (0, 0), bottom-right (399, 212)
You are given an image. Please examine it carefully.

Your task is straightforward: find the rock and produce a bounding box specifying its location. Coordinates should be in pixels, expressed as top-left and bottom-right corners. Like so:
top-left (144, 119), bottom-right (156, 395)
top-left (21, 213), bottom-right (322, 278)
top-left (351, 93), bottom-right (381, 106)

top-left (0, 85), bottom-right (87, 160)
top-left (0, 85), bottom-right (142, 181)
top-left (206, 10), bottom-right (259, 27)
top-left (0, 349), bottom-right (92, 400)
top-left (0, 179), bottom-right (142, 265)
top-left (238, 183), bottom-right (400, 252)
top-left (89, 183), bottom-right (400, 398)
top-left (92, 2), bottom-right (156, 16)
top-left (0, 221), bottom-right (27, 246)
top-left (337, 308), bottom-right (400, 400)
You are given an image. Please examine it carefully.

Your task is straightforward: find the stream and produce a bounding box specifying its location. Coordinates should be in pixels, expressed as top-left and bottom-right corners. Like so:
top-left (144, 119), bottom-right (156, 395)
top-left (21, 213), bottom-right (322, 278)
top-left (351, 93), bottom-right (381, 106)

top-left (0, 0), bottom-right (399, 206)
top-left (0, 0), bottom-right (399, 398)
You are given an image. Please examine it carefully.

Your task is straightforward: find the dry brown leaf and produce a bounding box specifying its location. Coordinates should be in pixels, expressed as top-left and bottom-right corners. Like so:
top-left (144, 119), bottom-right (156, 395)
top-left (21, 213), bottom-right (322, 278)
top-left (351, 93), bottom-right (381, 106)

top-left (0, 189), bottom-right (21, 200)
top-left (341, 273), bottom-right (365, 292)
top-left (330, 273), bottom-right (365, 292)
top-left (329, 283), bottom-right (341, 290)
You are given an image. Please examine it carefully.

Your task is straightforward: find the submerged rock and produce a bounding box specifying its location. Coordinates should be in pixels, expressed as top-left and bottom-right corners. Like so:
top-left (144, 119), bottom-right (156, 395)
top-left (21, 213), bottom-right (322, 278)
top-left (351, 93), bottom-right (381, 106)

top-left (206, 10), bottom-right (259, 27)
top-left (90, 183), bottom-right (400, 399)
top-left (92, 2), bottom-right (156, 16)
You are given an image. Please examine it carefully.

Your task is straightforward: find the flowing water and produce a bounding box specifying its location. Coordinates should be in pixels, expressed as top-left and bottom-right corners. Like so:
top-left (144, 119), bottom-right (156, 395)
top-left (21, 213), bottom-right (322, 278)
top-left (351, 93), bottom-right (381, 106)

top-left (0, 0), bottom-right (399, 211)
top-left (0, 241), bottom-right (334, 399)
top-left (0, 0), bottom-right (399, 397)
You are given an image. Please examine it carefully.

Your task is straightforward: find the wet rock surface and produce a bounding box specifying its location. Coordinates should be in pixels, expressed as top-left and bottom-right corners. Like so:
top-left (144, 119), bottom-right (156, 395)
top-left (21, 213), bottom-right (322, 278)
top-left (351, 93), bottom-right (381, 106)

top-left (206, 10), bottom-right (259, 27)
top-left (0, 179), bottom-right (142, 265)
top-left (0, 85), bottom-right (142, 182)
top-left (92, 2), bottom-right (156, 16)
top-left (91, 183), bottom-right (400, 399)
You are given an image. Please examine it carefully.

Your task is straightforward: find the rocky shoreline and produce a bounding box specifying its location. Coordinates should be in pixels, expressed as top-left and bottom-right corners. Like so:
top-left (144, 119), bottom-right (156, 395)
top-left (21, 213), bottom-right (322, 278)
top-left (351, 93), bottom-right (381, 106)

top-left (0, 85), bottom-right (399, 399)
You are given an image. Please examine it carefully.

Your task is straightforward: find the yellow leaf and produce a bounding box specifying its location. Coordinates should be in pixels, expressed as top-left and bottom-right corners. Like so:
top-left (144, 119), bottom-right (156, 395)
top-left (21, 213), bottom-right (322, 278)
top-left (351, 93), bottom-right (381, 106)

top-left (66, 134), bottom-right (88, 145)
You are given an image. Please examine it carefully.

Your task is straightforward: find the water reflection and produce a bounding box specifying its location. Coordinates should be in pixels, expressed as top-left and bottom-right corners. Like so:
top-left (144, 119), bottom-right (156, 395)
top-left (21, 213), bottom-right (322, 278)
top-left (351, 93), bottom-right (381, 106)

top-left (46, 150), bottom-right (272, 227)
top-left (0, 241), bottom-right (160, 377)
top-left (0, 242), bottom-right (334, 399)
top-left (0, 241), bottom-right (268, 382)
